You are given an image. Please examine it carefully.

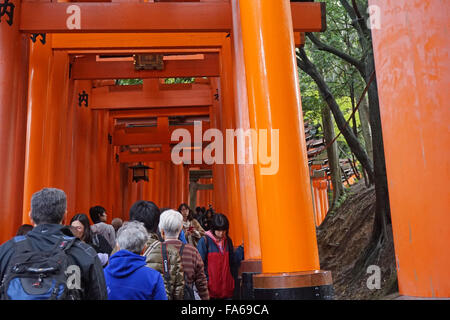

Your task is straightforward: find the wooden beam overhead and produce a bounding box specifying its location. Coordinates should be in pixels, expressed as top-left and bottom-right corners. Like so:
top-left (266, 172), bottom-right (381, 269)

top-left (22, 2), bottom-right (325, 33)
top-left (110, 106), bottom-right (211, 119)
top-left (118, 149), bottom-right (203, 163)
top-left (20, 2), bottom-right (232, 33)
top-left (113, 123), bottom-right (211, 146)
top-left (118, 151), bottom-right (172, 163)
top-left (91, 83), bottom-right (212, 109)
top-left (65, 49), bottom-right (221, 55)
top-left (196, 183), bottom-right (214, 191)
top-left (52, 33), bottom-right (226, 50)
top-left (190, 169), bottom-right (213, 181)
top-left (72, 53), bottom-right (220, 79)
top-left (291, 2), bottom-right (327, 32)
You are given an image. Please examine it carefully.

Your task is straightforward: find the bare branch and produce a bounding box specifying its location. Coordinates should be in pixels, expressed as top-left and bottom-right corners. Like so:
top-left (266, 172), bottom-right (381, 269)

top-left (339, 0), bottom-right (371, 50)
top-left (306, 33), bottom-right (366, 76)
top-left (351, 0), bottom-right (363, 20)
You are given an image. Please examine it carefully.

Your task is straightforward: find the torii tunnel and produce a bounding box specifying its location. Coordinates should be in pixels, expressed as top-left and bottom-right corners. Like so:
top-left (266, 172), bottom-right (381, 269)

top-left (0, 0), bottom-right (448, 299)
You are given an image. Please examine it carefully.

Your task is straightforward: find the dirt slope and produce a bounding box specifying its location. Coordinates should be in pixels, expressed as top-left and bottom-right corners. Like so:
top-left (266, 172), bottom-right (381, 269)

top-left (317, 181), bottom-right (398, 300)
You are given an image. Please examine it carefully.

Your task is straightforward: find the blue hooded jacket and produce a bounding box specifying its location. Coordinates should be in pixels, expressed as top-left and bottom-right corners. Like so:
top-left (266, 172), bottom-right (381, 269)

top-left (104, 250), bottom-right (167, 300)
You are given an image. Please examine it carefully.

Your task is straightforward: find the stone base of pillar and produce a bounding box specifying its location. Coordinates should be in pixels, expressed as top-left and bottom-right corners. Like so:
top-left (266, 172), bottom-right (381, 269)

top-left (238, 259), bottom-right (262, 300)
top-left (253, 270), bottom-right (334, 300)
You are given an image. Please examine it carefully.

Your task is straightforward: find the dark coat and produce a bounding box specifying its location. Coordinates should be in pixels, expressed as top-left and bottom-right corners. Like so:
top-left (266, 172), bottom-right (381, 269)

top-left (0, 224), bottom-right (108, 300)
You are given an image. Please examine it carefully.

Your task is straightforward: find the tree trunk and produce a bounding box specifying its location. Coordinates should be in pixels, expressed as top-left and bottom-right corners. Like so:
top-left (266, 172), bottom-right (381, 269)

top-left (365, 50), bottom-right (392, 241)
top-left (350, 45), bottom-right (394, 277)
top-left (321, 103), bottom-right (344, 209)
top-left (350, 80), bottom-right (358, 137)
top-left (358, 93), bottom-right (373, 162)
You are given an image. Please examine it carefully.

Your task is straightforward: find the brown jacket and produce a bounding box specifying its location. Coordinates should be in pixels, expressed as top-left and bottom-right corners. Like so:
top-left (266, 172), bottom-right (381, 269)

top-left (183, 218), bottom-right (205, 248)
top-left (165, 239), bottom-right (209, 300)
top-left (143, 233), bottom-right (185, 300)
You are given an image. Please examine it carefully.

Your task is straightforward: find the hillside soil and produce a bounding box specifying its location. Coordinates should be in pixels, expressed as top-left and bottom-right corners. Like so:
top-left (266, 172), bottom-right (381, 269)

top-left (317, 181), bottom-right (398, 300)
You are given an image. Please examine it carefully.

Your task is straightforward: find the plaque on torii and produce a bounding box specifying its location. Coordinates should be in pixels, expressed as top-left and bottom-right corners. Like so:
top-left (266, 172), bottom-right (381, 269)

top-left (134, 54), bottom-right (164, 71)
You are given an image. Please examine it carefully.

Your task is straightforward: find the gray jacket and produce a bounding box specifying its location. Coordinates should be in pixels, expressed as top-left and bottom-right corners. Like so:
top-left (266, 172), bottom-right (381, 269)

top-left (91, 222), bottom-right (116, 249)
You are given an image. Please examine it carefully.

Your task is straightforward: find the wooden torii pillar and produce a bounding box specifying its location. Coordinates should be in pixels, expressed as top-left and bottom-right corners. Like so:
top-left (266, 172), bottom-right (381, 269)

top-left (238, 0), bottom-right (332, 299)
top-left (21, 35), bottom-right (54, 224)
top-left (189, 169), bottom-right (213, 210)
top-left (370, 0), bottom-right (449, 298)
top-left (311, 168), bottom-right (327, 226)
top-left (230, 0), bottom-right (262, 298)
top-left (0, 0), bottom-right (29, 244)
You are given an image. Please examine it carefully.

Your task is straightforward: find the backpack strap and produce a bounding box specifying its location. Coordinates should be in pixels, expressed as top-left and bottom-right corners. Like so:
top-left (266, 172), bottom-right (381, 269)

top-left (179, 243), bottom-right (186, 257)
top-left (161, 243), bottom-right (173, 299)
top-left (226, 236), bottom-right (235, 278)
top-left (11, 236), bottom-right (76, 266)
top-left (55, 237), bottom-right (76, 252)
top-left (144, 240), bottom-right (160, 257)
top-left (12, 236), bottom-right (34, 254)
top-left (201, 235), bottom-right (210, 256)
top-left (92, 234), bottom-right (100, 247)
top-left (161, 243), bottom-right (170, 276)
top-left (202, 236), bottom-right (209, 273)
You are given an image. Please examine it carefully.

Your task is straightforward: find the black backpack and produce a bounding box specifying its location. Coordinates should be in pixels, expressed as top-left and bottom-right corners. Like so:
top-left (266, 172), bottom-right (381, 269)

top-left (0, 236), bottom-right (80, 300)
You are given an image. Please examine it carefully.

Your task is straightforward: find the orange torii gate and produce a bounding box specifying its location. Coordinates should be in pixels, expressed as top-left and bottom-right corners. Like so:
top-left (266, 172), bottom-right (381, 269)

top-left (370, 0), bottom-right (449, 298)
top-left (0, 0), bottom-right (332, 300)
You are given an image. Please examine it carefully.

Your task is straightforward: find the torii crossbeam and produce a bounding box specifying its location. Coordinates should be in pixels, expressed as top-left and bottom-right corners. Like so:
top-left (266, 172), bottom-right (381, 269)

top-left (19, 2), bottom-right (325, 33)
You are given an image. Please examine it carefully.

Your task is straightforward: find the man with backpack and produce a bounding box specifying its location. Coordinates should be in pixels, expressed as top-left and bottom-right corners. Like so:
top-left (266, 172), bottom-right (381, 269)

top-left (158, 210), bottom-right (209, 300)
top-left (0, 188), bottom-right (108, 300)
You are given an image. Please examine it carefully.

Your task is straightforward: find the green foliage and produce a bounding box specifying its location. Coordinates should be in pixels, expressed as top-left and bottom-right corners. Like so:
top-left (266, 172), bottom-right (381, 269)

top-left (115, 78), bottom-right (196, 85)
top-left (335, 190), bottom-right (349, 208)
top-left (300, 74), bottom-right (323, 127)
top-left (299, 0), bottom-right (370, 157)
top-left (116, 79), bottom-right (143, 85)
top-left (328, 185), bottom-right (351, 212)
top-left (164, 77), bottom-right (195, 84)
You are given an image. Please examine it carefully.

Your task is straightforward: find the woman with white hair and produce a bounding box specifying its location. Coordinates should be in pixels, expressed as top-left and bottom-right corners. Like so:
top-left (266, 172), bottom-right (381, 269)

top-left (159, 210), bottom-right (210, 300)
top-left (104, 221), bottom-right (167, 300)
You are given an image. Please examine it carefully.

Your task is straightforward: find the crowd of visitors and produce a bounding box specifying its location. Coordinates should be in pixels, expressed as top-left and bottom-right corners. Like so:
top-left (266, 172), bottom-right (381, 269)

top-left (0, 187), bottom-right (240, 300)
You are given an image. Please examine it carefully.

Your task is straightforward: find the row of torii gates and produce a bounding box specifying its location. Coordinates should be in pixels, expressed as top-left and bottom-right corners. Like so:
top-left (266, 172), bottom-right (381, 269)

top-left (0, 0), bottom-right (448, 299)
